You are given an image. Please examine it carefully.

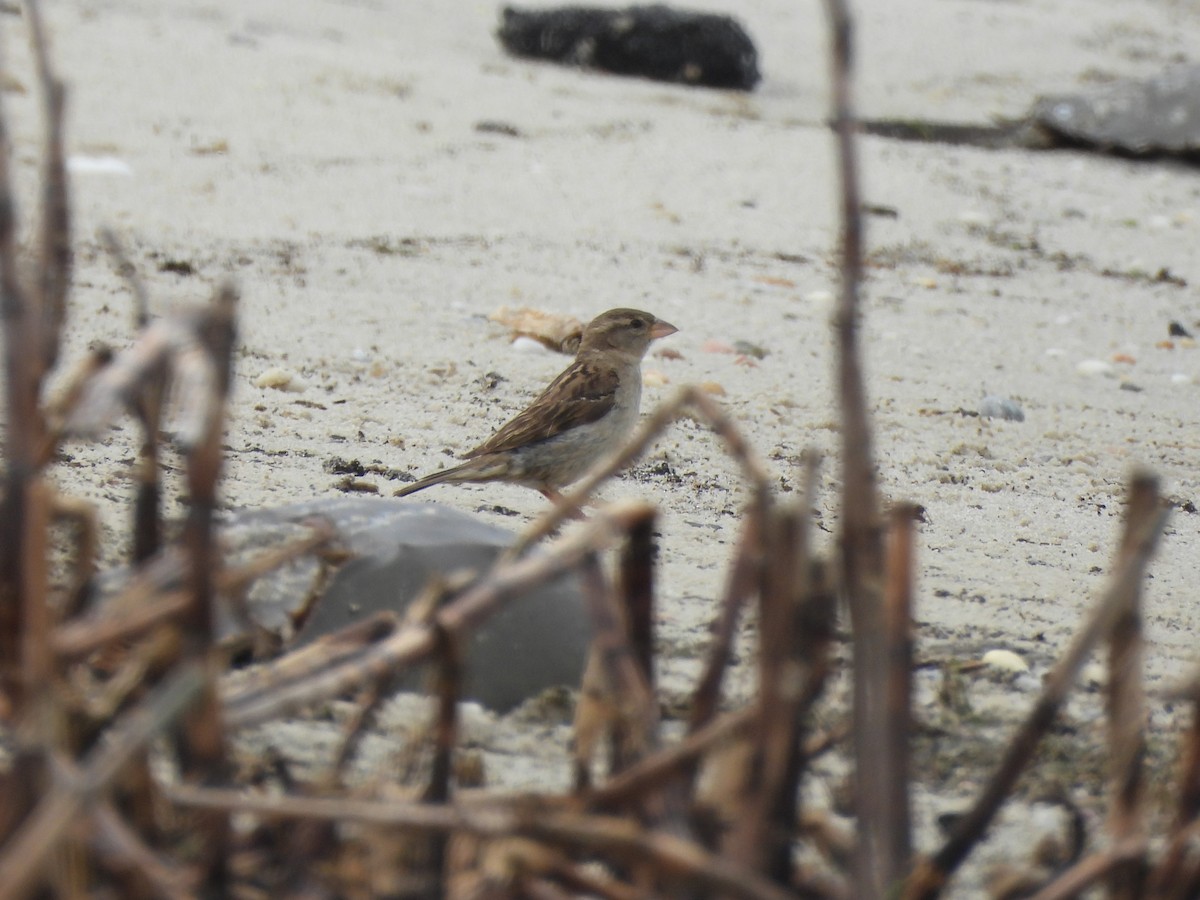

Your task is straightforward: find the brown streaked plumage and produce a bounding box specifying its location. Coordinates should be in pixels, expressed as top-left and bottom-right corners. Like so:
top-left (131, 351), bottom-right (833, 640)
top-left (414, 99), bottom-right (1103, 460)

top-left (395, 308), bottom-right (677, 503)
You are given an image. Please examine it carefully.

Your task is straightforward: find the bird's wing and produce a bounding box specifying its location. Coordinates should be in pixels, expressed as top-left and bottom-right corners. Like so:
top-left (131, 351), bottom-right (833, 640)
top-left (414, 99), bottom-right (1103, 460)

top-left (468, 358), bottom-right (620, 457)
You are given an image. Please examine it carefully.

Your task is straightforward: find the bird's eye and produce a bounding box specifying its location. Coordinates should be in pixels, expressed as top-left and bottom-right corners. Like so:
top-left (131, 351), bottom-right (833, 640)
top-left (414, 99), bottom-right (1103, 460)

top-left (629, 318), bottom-right (646, 330)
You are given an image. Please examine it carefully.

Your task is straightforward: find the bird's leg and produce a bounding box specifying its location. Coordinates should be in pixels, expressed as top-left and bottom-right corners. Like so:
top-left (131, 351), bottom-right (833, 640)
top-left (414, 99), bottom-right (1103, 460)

top-left (539, 487), bottom-right (588, 520)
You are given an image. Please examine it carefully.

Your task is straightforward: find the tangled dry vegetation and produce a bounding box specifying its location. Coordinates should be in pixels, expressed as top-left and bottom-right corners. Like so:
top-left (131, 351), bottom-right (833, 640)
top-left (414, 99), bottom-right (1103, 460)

top-left (2, 1), bottom-right (1199, 898)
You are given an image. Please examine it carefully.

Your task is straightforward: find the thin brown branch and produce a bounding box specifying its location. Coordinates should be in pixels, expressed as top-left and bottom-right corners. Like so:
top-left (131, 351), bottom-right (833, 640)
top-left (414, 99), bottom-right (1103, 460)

top-left (821, 0), bottom-right (887, 893)
top-left (172, 283), bottom-right (237, 890)
top-left (724, 487), bottom-right (834, 883)
top-left (688, 507), bottom-right (761, 735)
top-left (1106, 474), bottom-right (1155, 897)
top-left (618, 506), bottom-right (657, 688)
top-left (578, 554), bottom-right (656, 777)
top-left (880, 503), bottom-right (918, 875)
top-left (25, 0), bottom-right (71, 375)
top-left (585, 705), bottom-right (758, 812)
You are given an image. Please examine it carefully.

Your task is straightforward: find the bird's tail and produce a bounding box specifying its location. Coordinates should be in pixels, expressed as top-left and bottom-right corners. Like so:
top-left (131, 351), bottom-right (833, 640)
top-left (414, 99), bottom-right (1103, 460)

top-left (393, 456), bottom-right (507, 497)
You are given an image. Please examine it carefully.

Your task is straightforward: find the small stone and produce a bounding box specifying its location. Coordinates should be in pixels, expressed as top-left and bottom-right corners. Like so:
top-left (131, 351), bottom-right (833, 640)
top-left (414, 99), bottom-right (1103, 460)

top-left (254, 367), bottom-right (305, 392)
top-left (978, 395), bottom-right (1025, 422)
top-left (1076, 359), bottom-right (1114, 377)
top-left (510, 335), bottom-right (551, 354)
top-left (982, 649), bottom-right (1029, 673)
top-left (804, 289), bottom-right (836, 308)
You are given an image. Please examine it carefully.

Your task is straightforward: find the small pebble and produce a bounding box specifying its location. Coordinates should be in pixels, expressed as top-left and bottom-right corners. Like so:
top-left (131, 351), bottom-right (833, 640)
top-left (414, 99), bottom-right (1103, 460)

top-left (702, 339), bottom-right (735, 354)
top-left (510, 335), bottom-right (551, 354)
top-left (978, 395), bottom-right (1024, 422)
top-left (804, 289), bottom-right (836, 308)
top-left (1169, 321), bottom-right (1192, 338)
top-left (699, 381), bottom-right (727, 396)
top-left (1171, 373), bottom-right (1193, 385)
top-left (1076, 359), bottom-right (1114, 377)
top-left (67, 155), bottom-right (134, 176)
top-left (732, 340), bottom-right (768, 360)
top-left (981, 649), bottom-right (1029, 673)
top-left (643, 369), bottom-right (669, 388)
top-left (254, 366), bottom-right (305, 392)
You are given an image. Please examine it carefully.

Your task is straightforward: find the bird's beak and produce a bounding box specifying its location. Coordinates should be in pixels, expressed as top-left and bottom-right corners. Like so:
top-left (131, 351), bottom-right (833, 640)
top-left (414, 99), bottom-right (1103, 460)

top-left (650, 319), bottom-right (678, 340)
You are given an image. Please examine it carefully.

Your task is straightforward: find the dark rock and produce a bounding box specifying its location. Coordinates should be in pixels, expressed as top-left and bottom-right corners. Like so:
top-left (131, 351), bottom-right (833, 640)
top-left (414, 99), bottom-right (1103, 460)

top-left (497, 4), bottom-right (760, 91)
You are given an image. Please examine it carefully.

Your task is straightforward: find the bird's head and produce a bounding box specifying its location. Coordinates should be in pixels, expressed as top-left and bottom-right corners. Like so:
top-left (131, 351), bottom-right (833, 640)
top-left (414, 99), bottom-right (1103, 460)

top-left (578, 308), bottom-right (678, 359)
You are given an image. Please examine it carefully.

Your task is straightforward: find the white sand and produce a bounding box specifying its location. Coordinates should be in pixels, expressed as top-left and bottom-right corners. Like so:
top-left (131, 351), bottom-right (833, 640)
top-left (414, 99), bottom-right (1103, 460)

top-left (8, 0), bottom-right (1200, 892)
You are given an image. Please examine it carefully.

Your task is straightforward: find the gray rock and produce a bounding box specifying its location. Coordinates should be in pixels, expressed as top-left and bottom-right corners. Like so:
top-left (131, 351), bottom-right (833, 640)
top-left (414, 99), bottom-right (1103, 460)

top-left (1032, 65), bottom-right (1200, 156)
top-left (105, 498), bottom-right (591, 712)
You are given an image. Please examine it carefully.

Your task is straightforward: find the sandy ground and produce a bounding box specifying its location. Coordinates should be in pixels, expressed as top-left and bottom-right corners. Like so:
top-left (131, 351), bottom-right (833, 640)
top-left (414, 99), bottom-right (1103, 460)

top-left (6, 0), bottom-right (1200, 893)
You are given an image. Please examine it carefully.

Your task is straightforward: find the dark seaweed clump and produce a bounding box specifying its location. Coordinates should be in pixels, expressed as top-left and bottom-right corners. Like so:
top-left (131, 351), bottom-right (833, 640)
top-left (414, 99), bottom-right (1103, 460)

top-left (498, 4), bottom-right (761, 91)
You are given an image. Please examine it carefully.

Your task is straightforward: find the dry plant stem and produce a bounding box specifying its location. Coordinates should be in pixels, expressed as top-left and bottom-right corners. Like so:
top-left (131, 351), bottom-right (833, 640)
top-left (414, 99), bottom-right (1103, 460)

top-left (688, 509), bottom-right (761, 737)
top-left (585, 706), bottom-right (758, 812)
top-left (427, 624), bottom-right (463, 803)
top-left (821, 0), bottom-right (889, 894)
top-left (1106, 475), bottom-right (1155, 898)
top-left (0, 666), bottom-right (205, 900)
top-left (116, 222), bottom-right (166, 563)
top-left (424, 622), bottom-right (462, 884)
top-left (0, 0), bottom-right (40, 723)
top-left (510, 386), bottom-right (772, 556)
top-left (225, 610), bottom-right (399, 711)
top-left (167, 788), bottom-right (796, 900)
top-left (26, 0), bottom-right (71, 376)
top-left (729, 481), bottom-right (835, 884)
top-left (223, 501), bottom-right (655, 728)
top-left (172, 285), bottom-right (238, 890)
top-left (131, 380), bottom-right (165, 564)
top-left (881, 504), bottom-right (918, 872)
top-left (578, 554), bottom-right (656, 776)
top-left (1025, 837), bottom-right (1147, 900)
top-left (902, 483), bottom-right (1168, 900)
top-left (723, 501), bottom-right (812, 879)
top-left (618, 506), bottom-right (657, 688)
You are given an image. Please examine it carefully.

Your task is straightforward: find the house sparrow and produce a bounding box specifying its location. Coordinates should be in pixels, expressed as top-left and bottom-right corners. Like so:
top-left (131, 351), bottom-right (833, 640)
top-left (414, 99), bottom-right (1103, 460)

top-left (395, 308), bottom-right (678, 503)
